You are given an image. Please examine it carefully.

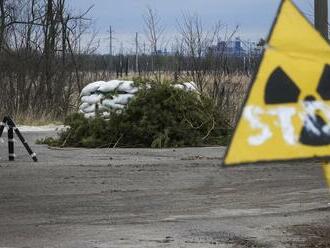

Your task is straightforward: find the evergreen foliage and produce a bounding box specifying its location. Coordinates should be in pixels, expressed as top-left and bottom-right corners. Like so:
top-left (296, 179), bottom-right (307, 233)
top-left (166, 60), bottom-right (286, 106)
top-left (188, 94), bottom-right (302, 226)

top-left (39, 82), bottom-right (231, 148)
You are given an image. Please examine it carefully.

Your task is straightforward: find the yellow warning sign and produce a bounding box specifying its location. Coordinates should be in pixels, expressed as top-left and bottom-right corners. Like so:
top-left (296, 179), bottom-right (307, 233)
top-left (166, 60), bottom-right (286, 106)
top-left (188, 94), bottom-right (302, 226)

top-left (224, 0), bottom-right (330, 165)
top-left (323, 163), bottom-right (330, 188)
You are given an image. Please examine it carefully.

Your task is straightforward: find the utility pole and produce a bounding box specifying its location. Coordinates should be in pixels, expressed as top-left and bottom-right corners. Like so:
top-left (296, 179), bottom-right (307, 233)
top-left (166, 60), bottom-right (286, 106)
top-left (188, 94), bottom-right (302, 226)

top-left (119, 42), bottom-right (123, 77)
top-left (78, 19), bottom-right (82, 54)
top-left (314, 0), bottom-right (328, 40)
top-left (135, 32), bottom-right (139, 73)
top-left (109, 26), bottom-right (113, 72)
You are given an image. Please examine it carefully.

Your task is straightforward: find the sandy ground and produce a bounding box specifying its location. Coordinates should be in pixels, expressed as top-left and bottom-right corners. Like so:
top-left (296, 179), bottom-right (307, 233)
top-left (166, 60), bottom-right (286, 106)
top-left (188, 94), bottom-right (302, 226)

top-left (0, 131), bottom-right (329, 248)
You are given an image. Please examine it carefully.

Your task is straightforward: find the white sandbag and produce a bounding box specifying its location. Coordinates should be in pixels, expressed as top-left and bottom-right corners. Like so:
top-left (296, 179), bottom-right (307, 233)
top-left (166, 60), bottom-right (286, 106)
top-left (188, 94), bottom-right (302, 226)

top-left (102, 99), bottom-right (125, 110)
top-left (183, 82), bottom-right (198, 91)
top-left (102, 99), bottom-right (115, 107)
top-left (102, 112), bottom-right (111, 118)
top-left (174, 84), bottom-right (184, 90)
top-left (83, 104), bottom-right (108, 113)
top-left (174, 82), bottom-right (198, 92)
top-left (81, 94), bottom-right (104, 104)
top-left (84, 112), bottom-right (95, 119)
top-left (98, 104), bottom-right (108, 111)
top-left (80, 81), bottom-right (104, 96)
top-left (79, 102), bottom-right (90, 111)
top-left (112, 94), bottom-right (135, 105)
top-left (98, 80), bottom-right (122, 93)
top-left (126, 87), bottom-right (139, 94)
top-left (117, 81), bottom-right (135, 93)
top-left (83, 104), bottom-right (96, 113)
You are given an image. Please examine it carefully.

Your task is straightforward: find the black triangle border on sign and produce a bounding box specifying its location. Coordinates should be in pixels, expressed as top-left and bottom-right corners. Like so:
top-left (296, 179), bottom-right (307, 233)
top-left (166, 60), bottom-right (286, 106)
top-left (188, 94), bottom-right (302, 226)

top-left (223, 0), bottom-right (330, 167)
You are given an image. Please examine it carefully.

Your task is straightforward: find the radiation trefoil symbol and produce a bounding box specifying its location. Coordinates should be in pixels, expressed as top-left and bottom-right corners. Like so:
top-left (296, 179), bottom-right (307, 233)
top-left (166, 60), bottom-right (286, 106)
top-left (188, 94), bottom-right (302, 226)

top-left (265, 65), bottom-right (330, 146)
top-left (224, 0), bottom-right (330, 165)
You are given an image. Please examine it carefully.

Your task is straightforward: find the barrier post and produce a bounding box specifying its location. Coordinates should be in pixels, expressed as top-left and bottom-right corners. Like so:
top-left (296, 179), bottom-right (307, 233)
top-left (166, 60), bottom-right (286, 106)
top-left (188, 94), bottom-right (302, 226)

top-left (0, 116), bottom-right (37, 162)
top-left (8, 126), bottom-right (14, 161)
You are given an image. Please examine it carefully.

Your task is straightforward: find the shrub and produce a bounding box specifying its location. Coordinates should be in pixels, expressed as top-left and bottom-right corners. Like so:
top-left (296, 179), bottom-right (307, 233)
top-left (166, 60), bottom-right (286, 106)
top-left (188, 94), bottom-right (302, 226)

top-left (40, 82), bottom-right (231, 148)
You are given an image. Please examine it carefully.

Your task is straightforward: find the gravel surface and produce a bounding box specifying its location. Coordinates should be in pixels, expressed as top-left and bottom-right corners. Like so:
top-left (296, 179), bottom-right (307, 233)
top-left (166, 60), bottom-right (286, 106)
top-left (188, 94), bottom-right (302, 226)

top-left (0, 131), bottom-right (329, 248)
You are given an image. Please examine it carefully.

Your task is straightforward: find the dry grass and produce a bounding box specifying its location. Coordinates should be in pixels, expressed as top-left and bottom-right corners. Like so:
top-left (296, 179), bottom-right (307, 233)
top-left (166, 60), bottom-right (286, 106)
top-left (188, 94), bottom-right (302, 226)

top-left (11, 112), bottom-right (63, 126)
top-left (77, 71), bottom-right (252, 127)
top-left (6, 71), bottom-right (251, 125)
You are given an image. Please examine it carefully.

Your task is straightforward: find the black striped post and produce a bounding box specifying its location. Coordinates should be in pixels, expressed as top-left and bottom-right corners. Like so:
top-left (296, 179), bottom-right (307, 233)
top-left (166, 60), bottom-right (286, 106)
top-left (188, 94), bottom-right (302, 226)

top-left (0, 117), bottom-right (7, 137)
top-left (0, 116), bottom-right (38, 162)
top-left (8, 126), bottom-right (14, 161)
top-left (13, 126), bottom-right (38, 162)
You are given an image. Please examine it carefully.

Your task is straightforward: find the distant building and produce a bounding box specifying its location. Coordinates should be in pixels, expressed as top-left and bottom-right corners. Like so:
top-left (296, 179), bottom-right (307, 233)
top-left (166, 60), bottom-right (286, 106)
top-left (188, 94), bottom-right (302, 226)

top-left (208, 37), bottom-right (263, 57)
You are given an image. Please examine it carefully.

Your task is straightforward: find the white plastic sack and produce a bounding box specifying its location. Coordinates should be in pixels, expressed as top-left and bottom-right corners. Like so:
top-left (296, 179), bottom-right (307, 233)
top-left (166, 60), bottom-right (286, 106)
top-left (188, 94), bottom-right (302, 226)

top-left (126, 87), bottom-right (138, 94)
top-left (81, 94), bottom-right (104, 104)
top-left (79, 102), bottom-right (90, 111)
top-left (83, 104), bottom-right (96, 113)
top-left (98, 80), bottom-right (122, 93)
top-left (80, 81), bottom-right (104, 96)
top-left (117, 81), bottom-right (136, 93)
top-left (112, 94), bottom-right (135, 105)
top-left (174, 82), bottom-right (198, 92)
top-left (83, 104), bottom-right (108, 113)
top-left (183, 82), bottom-right (198, 91)
top-left (84, 112), bottom-right (95, 119)
top-left (102, 112), bottom-right (111, 118)
top-left (102, 99), bottom-right (125, 110)
top-left (174, 84), bottom-right (184, 90)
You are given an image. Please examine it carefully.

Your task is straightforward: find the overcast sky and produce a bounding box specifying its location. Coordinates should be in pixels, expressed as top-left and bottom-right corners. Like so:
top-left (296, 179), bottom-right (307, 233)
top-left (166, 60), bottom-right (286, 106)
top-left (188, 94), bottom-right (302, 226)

top-left (68, 0), bottom-right (326, 54)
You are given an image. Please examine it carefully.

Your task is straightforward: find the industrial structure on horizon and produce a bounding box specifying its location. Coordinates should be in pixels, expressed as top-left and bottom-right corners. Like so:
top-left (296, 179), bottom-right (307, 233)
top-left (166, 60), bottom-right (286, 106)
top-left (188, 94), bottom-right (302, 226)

top-left (207, 37), bottom-right (264, 57)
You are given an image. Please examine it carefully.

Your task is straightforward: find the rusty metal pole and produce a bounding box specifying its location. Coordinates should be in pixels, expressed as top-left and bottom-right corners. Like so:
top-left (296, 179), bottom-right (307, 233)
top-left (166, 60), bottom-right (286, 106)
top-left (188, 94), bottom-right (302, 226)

top-left (314, 0), bottom-right (329, 40)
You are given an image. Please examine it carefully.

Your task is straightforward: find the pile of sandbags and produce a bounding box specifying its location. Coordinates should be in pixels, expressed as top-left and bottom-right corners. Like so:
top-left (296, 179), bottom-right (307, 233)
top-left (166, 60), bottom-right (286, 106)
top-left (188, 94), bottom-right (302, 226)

top-left (79, 80), bottom-right (198, 119)
top-left (79, 80), bottom-right (138, 119)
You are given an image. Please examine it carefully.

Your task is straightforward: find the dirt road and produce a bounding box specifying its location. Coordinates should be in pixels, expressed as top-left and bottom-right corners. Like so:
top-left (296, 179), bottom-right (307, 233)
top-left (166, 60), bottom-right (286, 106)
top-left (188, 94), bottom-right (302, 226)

top-left (0, 131), bottom-right (329, 247)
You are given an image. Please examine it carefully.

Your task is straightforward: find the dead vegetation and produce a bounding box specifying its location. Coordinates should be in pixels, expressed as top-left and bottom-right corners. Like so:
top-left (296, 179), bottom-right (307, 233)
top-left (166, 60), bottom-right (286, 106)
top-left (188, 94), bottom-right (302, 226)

top-left (0, 0), bottom-right (257, 124)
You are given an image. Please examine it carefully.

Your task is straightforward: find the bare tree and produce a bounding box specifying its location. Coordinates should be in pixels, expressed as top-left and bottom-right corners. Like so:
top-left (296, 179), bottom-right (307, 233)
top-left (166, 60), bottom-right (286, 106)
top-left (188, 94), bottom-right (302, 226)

top-left (0, 0), bottom-right (96, 119)
top-left (143, 7), bottom-right (164, 55)
top-left (177, 13), bottom-right (224, 91)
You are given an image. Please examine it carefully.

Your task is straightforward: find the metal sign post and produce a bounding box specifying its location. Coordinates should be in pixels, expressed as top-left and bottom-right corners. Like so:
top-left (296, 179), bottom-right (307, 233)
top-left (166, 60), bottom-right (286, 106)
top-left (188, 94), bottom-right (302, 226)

top-left (314, 0), bottom-right (329, 40)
